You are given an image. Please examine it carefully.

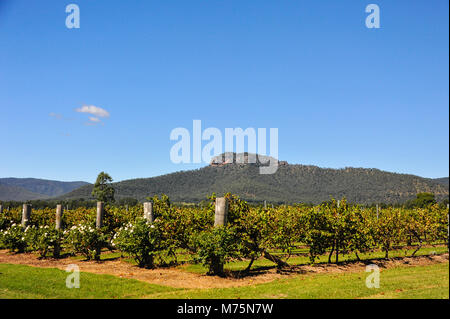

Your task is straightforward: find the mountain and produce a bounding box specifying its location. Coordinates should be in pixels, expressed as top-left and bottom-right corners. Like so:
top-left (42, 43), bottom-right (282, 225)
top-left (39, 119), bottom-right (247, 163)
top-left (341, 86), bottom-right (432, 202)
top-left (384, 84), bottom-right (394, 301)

top-left (0, 178), bottom-right (89, 201)
top-left (0, 184), bottom-right (49, 201)
top-left (434, 177), bottom-right (449, 188)
top-left (59, 154), bottom-right (449, 204)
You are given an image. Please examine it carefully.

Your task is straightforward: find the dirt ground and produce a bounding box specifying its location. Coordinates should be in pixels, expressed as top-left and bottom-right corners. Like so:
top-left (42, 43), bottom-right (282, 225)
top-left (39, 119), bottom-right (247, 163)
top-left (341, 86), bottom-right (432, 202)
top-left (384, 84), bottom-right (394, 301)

top-left (0, 250), bottom-right (448, 289)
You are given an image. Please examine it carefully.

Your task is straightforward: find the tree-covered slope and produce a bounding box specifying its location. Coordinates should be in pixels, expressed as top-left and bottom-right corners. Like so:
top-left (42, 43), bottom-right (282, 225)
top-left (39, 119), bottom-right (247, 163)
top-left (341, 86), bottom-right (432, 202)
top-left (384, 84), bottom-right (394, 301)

top-left (0, 184), bottom-right (49, 201)
top-left (0, 178), bottom-right (89, 201)
top-left (59, 162), bottom-right (449, 204)
top-left (434, 177), bottom-right (449, 188)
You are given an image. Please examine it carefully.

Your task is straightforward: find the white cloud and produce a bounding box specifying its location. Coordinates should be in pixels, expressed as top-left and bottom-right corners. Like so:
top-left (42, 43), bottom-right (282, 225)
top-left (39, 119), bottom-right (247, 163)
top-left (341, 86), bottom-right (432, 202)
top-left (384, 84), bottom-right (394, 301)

top-left (75, 105), bottom-right (110, 118)
top-left (49, 112), bottom-right (63, 119)
top-left (85, 116), bottom-right (105, 126)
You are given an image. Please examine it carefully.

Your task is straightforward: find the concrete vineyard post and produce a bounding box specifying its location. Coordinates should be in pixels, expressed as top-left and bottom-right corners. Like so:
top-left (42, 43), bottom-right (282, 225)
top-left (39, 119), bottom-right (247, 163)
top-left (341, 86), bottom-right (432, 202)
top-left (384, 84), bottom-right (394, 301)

top-left (144, 202), bottom-right (154, 222)
top-left (95, 202), bottom-right (104, 260)
top-left (55, 205), bottom-right (64, 230)
top-left (21, 204), bottom-right (31, 227)
top-left (214, 197), bottom-right (228, 226)
top-left (54, 205), bottom-right (64, 258)
top-left (212, 197), bottom-right (229, 275)
top-left (96, 202), bottom-right (104, 229)
top-left (376, 204), bottom-right (379, 220)
top-left (264, 200), bottom-right (267, 209)
top-left (0, 204), bottom-right (3, 214)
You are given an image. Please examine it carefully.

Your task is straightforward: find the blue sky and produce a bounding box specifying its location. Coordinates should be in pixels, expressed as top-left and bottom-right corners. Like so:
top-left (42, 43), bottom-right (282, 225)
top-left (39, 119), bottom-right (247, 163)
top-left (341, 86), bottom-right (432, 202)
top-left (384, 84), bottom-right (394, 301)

top-left (0, 0), bottom-right (448, 183)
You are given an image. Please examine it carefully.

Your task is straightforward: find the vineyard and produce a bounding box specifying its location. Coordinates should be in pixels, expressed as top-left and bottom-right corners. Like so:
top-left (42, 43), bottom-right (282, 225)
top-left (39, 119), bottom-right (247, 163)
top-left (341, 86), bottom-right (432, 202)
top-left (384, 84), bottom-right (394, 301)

top-left (0, 194), bottom-right (448, 277)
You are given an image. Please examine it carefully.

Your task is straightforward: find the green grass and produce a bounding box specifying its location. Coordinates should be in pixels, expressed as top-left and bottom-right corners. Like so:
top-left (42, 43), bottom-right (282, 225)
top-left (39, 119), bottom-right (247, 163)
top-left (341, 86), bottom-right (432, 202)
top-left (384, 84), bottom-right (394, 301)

top-left (153, 263), bottom-right (449, 299)
top-left (36, 244), bottom-right (448, 274)
top-left (180, 246), bottom-right (449, 274)
top-left (0, 262), bottom-right (448, 299)
top-left (0, 264), bottom-right (178, 299)
top-left (63, 245), bottom-right (448, 276)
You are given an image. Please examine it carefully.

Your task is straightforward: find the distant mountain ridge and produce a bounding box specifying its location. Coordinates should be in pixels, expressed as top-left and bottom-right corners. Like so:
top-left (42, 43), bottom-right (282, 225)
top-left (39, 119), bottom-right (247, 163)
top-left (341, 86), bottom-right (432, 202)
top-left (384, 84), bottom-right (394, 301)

top-left (0, 178), bottom-right (89, 201)
top-left (434, 177), bottom-right (449, 188)
top-left (0, 184), bottom-right (48, 201)
top-left (58, 154), bottom-right (449, 204)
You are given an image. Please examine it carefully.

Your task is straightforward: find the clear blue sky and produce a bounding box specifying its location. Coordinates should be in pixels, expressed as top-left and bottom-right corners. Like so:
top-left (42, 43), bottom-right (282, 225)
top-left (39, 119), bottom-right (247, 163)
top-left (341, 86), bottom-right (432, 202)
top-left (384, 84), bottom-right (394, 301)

top-left (0, 0), bottom-right (448, 183)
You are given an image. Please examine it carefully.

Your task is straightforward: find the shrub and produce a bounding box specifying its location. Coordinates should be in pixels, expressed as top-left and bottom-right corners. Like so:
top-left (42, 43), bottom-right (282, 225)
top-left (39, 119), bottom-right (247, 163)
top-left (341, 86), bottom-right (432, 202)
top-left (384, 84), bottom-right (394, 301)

top-left (64, 223), bottom-right (108, 260)
top-left (191, 227), bottom-right (240, 276)
top-left (0, 216), bottom-right (13, 231)
top-left (25, 225), bottom-right (64, 258)
top-left (0, 223), bottom-right (28, 253)
top-left (373, 208), bottom-right (405, 258)
top-left (112, 218), bottom-right (163, 268)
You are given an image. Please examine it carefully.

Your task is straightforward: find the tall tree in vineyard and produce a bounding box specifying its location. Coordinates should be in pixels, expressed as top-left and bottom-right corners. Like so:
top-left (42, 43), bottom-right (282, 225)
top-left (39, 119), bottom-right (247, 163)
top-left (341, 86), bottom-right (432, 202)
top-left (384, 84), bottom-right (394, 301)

top-left (92, 172), bottom-right (115, 203)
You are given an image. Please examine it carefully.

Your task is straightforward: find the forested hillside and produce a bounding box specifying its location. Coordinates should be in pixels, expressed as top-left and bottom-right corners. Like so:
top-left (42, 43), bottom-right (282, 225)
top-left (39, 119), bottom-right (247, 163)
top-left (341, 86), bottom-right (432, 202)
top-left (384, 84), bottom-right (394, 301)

top-left (59, 158), bottom-right (449, 204)
top-left (0, 178), bottom-right (89, 201)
